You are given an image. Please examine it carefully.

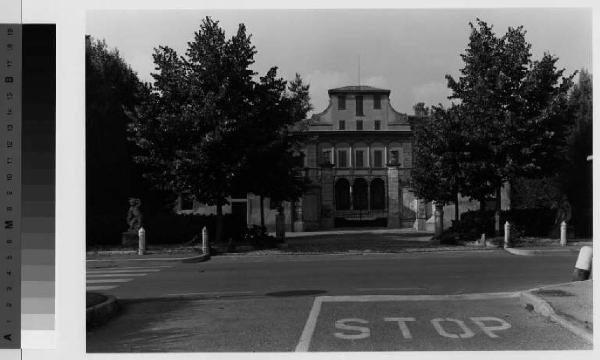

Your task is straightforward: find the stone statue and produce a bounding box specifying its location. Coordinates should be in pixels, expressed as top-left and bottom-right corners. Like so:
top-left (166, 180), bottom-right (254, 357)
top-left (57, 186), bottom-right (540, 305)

top-left (554, 196), bottom-right (572, 226)
top-left (126, 198), bottom-right (143, 232)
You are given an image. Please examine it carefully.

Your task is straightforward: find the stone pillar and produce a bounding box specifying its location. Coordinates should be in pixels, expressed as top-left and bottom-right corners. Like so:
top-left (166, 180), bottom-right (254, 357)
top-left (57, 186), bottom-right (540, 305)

top-left (293, 198), bottom-right (304, 232)
top-left (275, 207), bottom-right (286, 241)
top-left (320, 166), bottom-right (335, 229)
top-left (414, 198), bottom-right (427, 231)
top-left (387, 166), bottom-right (400, 228)
top-left (434, 203), bottom-right (444, 236)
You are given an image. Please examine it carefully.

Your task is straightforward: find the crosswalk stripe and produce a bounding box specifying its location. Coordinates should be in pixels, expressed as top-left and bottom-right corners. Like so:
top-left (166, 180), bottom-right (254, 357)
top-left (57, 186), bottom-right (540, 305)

top-left (87, 279), bottom-right (134, 284)
top-left (87, 285), bottom-right (118, 291)
top-left (87, 273), bottom-right (148, 278)
top-left (87, 266), bottom-right (171, 271)
top-left (87, 269), bottom-right (161, 274)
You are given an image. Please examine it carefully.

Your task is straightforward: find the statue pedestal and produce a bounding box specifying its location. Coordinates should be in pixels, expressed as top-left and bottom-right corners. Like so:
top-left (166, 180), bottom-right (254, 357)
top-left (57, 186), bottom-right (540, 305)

top-left (121, 231), bottom-right (138, 246)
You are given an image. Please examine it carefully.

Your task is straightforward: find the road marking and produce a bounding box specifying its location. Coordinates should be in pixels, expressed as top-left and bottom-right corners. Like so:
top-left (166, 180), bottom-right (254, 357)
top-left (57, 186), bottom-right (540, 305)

top-left (431, 318), bottom-right (475, 339)
top-left (318, 292), bottom-right (520, 302)
top-left (164, 291), bottom-right (255, 297)
top-left (334, 319), bottom-right (370, 340)
top-left (384, 317), bottom-right (416, 339)
top-left (87, 269), bottom-right (161, 274)
top-left (470, 317), bottom-right (512, 338)
top-left (86, 273), bottom-right (148, 278)
top-left (86, 279), bottom-right (134, 284)
top-left (295, 297), bottom-right (323, 352)
top-left (355, 287), bottom-right (425, 292)
top-left (295, 292), bottom-right (520, 352)
top-left (87, 266), bottom-right (171, 271)
top-left (86, 285), bottom-right (118, 291)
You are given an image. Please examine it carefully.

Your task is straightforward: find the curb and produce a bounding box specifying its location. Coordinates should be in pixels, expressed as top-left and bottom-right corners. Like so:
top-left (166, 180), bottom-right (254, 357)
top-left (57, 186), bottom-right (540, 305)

top-left (519, 289), bottom-right (592, 343)
top-left (504, 247), bottom-right (579, 256)
top-left (86, 294), bottom-right (119, 329)
top-left (181, 253), bottom-right (211, 263)
top-left (87, 247), bottom-right (502, 262)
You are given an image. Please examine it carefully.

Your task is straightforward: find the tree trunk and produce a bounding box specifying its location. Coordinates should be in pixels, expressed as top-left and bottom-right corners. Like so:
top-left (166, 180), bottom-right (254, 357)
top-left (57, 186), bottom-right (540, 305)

top-left (260, 194), bottom-right (265, 229)
top-left (216, 203), bottom-right (223, 243)
top-left (495, 186), bottom-right (502, 235)
top-left (455, 192), bottom-right (460, 222)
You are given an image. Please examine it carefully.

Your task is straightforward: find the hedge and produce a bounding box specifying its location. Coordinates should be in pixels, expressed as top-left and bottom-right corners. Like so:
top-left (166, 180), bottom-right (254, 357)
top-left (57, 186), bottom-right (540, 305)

top-left (87, 212), bottom-right (239, 247)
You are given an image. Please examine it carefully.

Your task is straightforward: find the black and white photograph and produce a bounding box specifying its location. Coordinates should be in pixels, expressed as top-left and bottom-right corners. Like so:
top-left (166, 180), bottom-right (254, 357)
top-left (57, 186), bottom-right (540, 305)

top-left (84, 8), bottom-right (593, 352)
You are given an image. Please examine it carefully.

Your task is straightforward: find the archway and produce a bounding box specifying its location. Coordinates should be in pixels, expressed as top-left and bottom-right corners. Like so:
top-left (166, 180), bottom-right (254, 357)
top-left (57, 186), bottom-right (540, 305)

top-left (335, 178), bottom-right (351, 210)
top-left (353, 178), bottom-right (368, 210)
top-left (370, 178), bottom-right (385, 210)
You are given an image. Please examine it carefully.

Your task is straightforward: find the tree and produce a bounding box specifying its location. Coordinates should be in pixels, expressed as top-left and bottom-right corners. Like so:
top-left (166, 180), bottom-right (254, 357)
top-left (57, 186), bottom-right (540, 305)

top-left (233, 72), bottom-right (313, 228)
top-left (561, 70), bottom-right (593, 235)
top-left (129, 17), bottom-right (257, 242)
top-left (86, 36), bottom-right (149, 245)
top-left (412, 105), bottom-right (465, 221)
top-left (446, 19), bottom-right (574, 232)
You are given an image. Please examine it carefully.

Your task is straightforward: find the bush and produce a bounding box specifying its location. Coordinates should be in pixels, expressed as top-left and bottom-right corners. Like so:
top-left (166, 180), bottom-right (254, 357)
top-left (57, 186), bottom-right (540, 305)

top-left (86, 212), bottom-right (237, 247)
top-left (502, 208), bottom-right (556, 237)
top-left (143, 213), bottom-right (236, 245)
top-left (450, 210), bottom-right (495, 240)
top-left (443, 208), bottom-right (557, 242)
top-left (243, 225), bottom-right (278, 250)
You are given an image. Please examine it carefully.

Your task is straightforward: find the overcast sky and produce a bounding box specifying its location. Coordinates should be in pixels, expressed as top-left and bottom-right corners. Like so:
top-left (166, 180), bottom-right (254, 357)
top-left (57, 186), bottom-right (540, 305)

top-left (87, 8), bottom-right (592, 115)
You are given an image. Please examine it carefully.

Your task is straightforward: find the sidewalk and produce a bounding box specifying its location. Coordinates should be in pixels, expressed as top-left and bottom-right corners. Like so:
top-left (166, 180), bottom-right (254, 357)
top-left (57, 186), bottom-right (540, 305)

top-left (504, 240), bottom-right (592, 256)
top-left (520, 280), bottom-right (593, 343)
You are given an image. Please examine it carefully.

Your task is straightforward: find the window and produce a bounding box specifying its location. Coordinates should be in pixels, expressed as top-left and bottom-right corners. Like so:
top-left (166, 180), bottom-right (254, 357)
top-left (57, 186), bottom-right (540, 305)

top-left (373, 150), bottom-right (383, 167)
top-left (374, 95), bottom-right (381, 109)
top-left (374, 120), bottom-right (381, 130)
top-left (355, 150), bottom-right (364, 168)
top-left (180, 193), bottom-right (194, 211)
top-left (338, 149), bottom-right (348, 168)
top-left (355, 95), bottom-right (364, 116)
top-left (321, 150), bottom-right (332, 165)
top-left (339, 120), bottom-right (345, 130)
top-left (356, 120), bottom-right (363, 130)
top-left (338, 95), bottom-right (346, 110)
top-left (390, 150), bottom-right (400, 165)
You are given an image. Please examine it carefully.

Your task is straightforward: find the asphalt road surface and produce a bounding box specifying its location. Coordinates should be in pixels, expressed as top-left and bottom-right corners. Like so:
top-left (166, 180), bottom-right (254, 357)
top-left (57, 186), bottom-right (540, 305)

top-left (86, 250), bottom-right (591, 352)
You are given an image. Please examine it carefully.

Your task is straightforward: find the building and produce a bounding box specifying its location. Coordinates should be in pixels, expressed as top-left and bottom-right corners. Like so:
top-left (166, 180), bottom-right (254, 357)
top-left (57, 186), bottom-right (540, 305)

top-left (288, 85), bottom-right (423, 231)
top-left (179, 84), bottom-right (507, 233)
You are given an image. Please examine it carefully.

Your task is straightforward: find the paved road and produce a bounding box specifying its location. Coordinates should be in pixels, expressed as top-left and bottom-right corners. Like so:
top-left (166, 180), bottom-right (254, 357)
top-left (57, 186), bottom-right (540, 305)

top-left (86, 250), bottom-right (591, 352)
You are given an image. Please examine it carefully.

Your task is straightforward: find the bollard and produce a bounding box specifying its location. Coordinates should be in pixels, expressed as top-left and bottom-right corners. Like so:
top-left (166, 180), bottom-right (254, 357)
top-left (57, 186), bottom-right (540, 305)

top-left (572, 246), bottom-right (592, 281)
top-left (138, 227), bottom-right (146, 255)
top-left (503, 221), bottom-right (510, 248)
top-left (201, 226), bottom-right (209, 255)
top-left (434, 204), bottom-right (444, 236)
top-left (560, 221), bottom-right (567, 246)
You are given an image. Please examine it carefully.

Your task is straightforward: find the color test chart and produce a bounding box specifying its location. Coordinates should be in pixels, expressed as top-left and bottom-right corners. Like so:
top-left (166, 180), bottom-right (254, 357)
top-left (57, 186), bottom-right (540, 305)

top-left (1, 23), bottom-right (56, 351)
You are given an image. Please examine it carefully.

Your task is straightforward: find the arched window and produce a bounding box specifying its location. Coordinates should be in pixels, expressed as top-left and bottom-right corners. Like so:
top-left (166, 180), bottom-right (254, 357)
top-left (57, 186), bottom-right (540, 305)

top-left (335, 178), bottom-right (351, 210)
top-left (370, 178), bottom-right (385, 210)
top-left (353, 178), bottom-right (368, 210)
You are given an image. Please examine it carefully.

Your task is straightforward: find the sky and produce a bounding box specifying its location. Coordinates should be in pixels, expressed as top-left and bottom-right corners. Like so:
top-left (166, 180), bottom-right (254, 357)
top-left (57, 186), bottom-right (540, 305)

top-left (87, 8), bottom-right (592, 115)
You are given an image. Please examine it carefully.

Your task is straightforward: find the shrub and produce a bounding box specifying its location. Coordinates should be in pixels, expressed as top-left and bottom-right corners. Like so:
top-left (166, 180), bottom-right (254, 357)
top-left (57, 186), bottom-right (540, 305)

top-left (243, 225), bottom-right (278, 250)
top-left (443, 208), bottom-right (557, 242)
top-left (86, 212), bottom-right (237, 247)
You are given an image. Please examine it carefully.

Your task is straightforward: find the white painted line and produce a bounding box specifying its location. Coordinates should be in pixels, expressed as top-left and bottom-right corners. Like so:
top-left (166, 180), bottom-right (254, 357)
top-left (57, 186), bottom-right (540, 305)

top-left (295, 297), bottom-right (323, 352)
top-left (165, 291), bottom-right (255, 297)
top-left (294, 292), bottom-right (521, 352)
top-left (355, 287), bottom-right (425, 292)
top-left (318, 292), bottom-right (520, 302)
top-left (87, 269), bottom-right (161, 274)
top-left (86, 273), bottom-right (148, 278)
top-left (87, 266), bottom-right (171, 270)
top-left (86, 279), bottom-right (133, 284)
top-left (87, 257), bottom-right (188, 262)
top-left (86, 285), bottom-right (118, 291)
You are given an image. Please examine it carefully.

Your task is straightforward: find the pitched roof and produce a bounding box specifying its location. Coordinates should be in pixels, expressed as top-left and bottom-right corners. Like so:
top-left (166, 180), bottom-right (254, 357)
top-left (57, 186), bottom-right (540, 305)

top-left (328, 85), bottom-right (390, 95)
